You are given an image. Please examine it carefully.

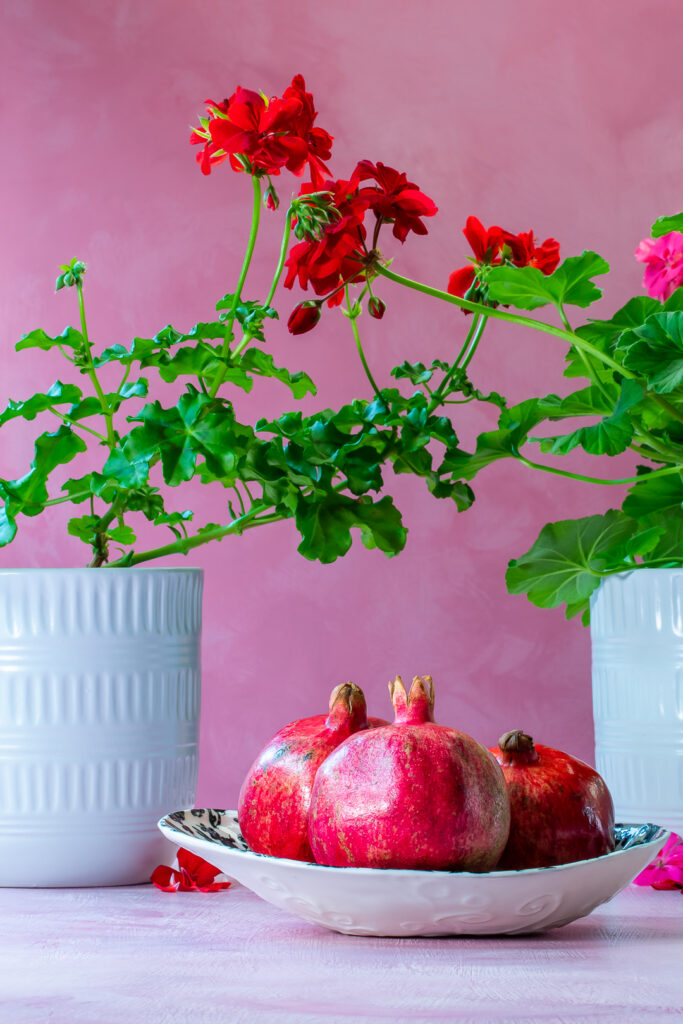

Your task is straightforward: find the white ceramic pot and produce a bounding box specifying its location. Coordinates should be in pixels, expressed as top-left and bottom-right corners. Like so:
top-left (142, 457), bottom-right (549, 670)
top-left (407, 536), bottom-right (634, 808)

top-left (0, 567), bottom-right (202, 886)
top-left (591, 568), bottom-right (683, 833)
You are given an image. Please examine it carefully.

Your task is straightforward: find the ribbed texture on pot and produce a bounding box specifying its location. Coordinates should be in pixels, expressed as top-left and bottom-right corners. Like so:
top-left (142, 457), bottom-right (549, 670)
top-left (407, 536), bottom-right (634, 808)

top-left (0, 569), bottom-right (203, 886)
top-left (591, 570), bottom-right (683, 833)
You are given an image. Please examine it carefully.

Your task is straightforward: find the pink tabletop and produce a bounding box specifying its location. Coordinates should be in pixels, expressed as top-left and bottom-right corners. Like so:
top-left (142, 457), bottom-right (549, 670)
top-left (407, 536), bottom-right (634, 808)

top-left (1, 883), bottom-right (681, 1022)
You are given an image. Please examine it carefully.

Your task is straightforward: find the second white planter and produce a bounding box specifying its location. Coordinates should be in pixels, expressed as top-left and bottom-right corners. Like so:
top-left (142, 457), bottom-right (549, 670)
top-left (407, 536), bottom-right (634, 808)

top-left (0, 567), bottom-right (203, 887)
top-left (591, 568), bottom-right (683, 834)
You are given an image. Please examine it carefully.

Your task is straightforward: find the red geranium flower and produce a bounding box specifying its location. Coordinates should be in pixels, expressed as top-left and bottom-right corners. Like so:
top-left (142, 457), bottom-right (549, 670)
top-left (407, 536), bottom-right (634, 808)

top-left (191, 77), bottom-right (333, 183)
top-left (447, 216), bottom-right (505, 299)
top-left (503, 229), bottom-right (561, 274)
top-left (281, 75), bottom-right (333, 187)
top-left (447, 217), bottom-right (561, 301)
top-left (284, 176), bottom-right (370, 306)
top-left (355, 161), bottom-right (438, 242)
top-left (151, 848), bottom-right (232, 893)
top-left (205, 87), bottom-right (305, 177)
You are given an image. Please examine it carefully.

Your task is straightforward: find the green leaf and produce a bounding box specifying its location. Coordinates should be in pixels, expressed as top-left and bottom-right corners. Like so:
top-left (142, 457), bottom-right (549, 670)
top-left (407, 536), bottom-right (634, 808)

top-left (642, 510), bottom-right (683, 562)
top-left (124, 386), bottom-right (255, 486)
top-left (427, 477), bottom-right (475, 511)
top-left (240, 349), bottom-right (316, 399)
top-left (651, 212), bottom-right (683, 238)
top-left (442, 399), bottom-right (545, 480)
top-left (391, 360), bottom-right (448, 386)
top-left (0, 426), bottom-right (87, 521)
top-left (0, 505), bottom-right (17, 546)
top-left (536, 380), bottom-right (643, 456)
top-left (337, 447), bottom-right (384, 494)
top-left (0, 381), bottom-right (83, 426)
top-left (16, 326), bottom-right (85, 353)
top-left (94, 338), bottom-right (158, 367)
top-left (101, 448), bottom-right (150, 488)
top-left (107, 524), bottom-right (137, 545)
top-left (61, 475), bottom-right (93, 503)
top-left (620, 312), bottom-right (683, 393)
top-left (295, 494), bottom-right (406, 563)
top-left (564, 296), bottom-right (659, 380)
top-left (215, 297), bottom-right (278, 341)
top-left (506, 511), bottom-right (636, 619)
top-left (622, 469), bottom-right (683, 518)
top-left (487, 251), bottom-right (609, 311)
top-left (67, 515), bottom-right (98, 542)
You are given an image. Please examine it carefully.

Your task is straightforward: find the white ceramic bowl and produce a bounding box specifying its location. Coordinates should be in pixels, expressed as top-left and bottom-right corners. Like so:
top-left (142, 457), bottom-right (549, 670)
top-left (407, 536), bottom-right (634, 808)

top-left (158, 810), bottom-right (668, 937)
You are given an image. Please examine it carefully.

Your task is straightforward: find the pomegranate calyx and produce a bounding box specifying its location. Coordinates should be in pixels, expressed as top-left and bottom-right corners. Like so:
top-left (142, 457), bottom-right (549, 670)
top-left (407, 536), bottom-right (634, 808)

top-left (498, 729), bottom-right (539, 765)
top-left (389, 674), bottom-right (435, 723)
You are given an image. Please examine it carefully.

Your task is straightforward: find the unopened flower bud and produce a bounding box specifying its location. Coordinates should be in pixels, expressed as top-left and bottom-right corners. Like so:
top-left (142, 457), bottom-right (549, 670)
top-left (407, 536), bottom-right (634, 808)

top-left (55, 259), bottom-right (87, 291)
top-left (368, 296), bottom-right (386, 320)
top-left (265, 184), bottom-right (280, 211)
top-left (287, 300), bottom-right (321, 335)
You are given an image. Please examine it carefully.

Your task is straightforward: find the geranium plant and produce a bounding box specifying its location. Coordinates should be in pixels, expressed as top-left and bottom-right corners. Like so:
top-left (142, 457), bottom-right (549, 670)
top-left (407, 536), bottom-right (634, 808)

top-left (2, 74), bottom-right (683, 624)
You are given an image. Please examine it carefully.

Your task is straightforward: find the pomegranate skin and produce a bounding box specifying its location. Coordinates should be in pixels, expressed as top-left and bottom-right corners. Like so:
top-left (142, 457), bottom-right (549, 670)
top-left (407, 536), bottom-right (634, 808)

top-left (237, 683), bottom-right (385, 862)
top-left (308, 676), bottom-right (511, 871)
top-left (490, 730), bottom-right (616, 870)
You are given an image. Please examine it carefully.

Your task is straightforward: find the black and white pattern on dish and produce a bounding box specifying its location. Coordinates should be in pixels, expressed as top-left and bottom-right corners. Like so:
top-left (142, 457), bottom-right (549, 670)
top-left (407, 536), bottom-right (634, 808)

top-left (161, 811), bottom-right (664, 865)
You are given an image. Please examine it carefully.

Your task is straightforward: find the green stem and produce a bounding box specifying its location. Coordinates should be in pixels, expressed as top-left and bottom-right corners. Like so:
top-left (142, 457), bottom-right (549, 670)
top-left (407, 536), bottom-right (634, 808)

top-left (430, 314), bottom-right (481, 408)
top-left (376, 265), bottom-right (630, 378)
top-left (44, 490), bottom-right (91, 507)
top-left (106, 509), bottom-right (285, 567)
top-left (345, 285), bottom-right (383, 400)
top-left (209, 174), bottom-right (262, 398)
top-left (76, 281), bottom-right (117, 450)
top-left (460, 314), bottom-right (488, 372)
top-left (116, 362), bottom-right (131, 396)
top-left (650, 394), bottom-right (683, 426)
top-left (266, 208), bottom-right (294, 307)
top-left (46, 406), bottom-right (108, 442)
top-left (559, 303), bottom-right (616, 406)
top-left (515, 454), bottom-right (682, 486)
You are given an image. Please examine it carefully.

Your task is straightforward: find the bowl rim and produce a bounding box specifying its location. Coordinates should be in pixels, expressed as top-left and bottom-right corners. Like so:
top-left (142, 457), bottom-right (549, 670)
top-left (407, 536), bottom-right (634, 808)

top-left (158, 808), bottom-right (670, 878)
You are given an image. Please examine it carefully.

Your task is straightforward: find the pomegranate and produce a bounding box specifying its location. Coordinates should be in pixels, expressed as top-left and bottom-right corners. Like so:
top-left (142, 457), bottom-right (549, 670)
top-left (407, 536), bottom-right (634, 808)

top-left (237, 682), bottom-right (384, 862)
top-left (308, 675), bottom-right (511, 871)
top-left (490, 730), bottom-right (615, 870)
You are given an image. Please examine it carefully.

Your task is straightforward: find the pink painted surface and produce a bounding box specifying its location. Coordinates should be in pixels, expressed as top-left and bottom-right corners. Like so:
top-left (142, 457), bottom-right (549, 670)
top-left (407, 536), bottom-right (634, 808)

top-left (2, 1), bottom-right (683, 806)
top-left (1, 884), bottom-right (681, 1022)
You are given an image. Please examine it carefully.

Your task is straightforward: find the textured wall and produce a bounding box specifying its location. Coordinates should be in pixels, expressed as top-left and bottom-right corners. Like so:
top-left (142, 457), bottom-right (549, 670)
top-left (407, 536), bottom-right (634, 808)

top-left (1, 0), bottom-right (682, 806)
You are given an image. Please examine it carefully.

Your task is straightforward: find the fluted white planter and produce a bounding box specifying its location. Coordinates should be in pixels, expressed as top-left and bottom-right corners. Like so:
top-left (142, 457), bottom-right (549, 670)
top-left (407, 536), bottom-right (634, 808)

top-left (591, 569), bottom-right (683, 834)
top-left (0, 568), bottom-right (202, 886)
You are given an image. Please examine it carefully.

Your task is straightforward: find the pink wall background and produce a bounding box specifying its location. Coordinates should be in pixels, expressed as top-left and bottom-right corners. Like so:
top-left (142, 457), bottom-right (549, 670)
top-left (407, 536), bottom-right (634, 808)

top-left (1, 0), bottom-right (682, 806)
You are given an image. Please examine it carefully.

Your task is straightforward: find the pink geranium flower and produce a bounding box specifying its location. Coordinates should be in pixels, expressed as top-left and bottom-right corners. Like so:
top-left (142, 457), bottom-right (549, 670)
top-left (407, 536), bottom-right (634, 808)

top-left (632, 832), bottom-right (683, 891)
top-left (634, 231), bottom-right (683, 301)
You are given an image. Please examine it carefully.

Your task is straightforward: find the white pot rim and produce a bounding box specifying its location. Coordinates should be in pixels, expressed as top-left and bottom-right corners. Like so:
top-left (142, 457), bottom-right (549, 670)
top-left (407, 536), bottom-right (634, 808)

top-left (0, 566), bottom-right (203, 576)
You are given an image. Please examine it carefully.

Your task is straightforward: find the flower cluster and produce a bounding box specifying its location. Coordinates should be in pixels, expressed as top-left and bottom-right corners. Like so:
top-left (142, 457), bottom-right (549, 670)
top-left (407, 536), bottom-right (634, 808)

top-left (447, 215), bottom-right (560, 306)
top-left (632, 833), bottom-right (683, 891)
top-left (635, 231), bottom-right (683, 301)
top-left (283, 163), bottom-right (438, 327)
top-left (151, 848), bottom-right (232, 892)
top-left (191, 74), bottom-right (333, 188)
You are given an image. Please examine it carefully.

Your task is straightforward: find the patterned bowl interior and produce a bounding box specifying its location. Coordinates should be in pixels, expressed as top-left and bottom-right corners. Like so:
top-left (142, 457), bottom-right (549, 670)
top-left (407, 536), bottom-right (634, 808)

top-left (161, 809), bottom-right (664, 870)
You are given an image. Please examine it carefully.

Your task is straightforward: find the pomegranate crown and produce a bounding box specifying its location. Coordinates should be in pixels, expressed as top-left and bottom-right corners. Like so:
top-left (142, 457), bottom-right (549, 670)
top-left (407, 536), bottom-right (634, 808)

top-left (497, 729), bottom-right (539, 765)
top-left (325, 682), bottom-right (368, 733)
top-left (498, 729), bottom-right (535, 753)
top-left (328, 681), bottom-right (365, 713)
top-left (389, 674), bottom-right (435, 723)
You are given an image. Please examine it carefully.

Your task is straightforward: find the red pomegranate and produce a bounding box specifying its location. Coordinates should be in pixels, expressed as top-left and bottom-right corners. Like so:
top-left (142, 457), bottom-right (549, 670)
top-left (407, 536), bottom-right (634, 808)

top-left (308, 675), bottom-right (511, 871)
top-left (490, 730), bottom-right (615, 870)
top-left (237, 683), bottom-right (384, 861)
